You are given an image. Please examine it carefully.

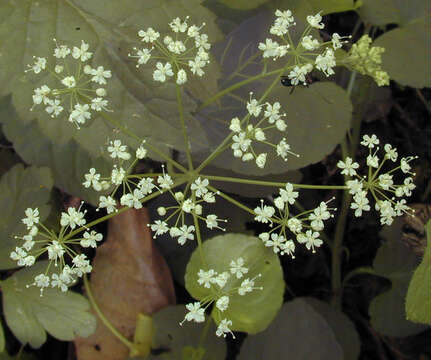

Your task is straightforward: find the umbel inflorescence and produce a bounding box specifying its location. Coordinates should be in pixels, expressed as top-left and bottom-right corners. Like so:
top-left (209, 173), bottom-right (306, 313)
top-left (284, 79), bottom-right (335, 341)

top-left (11, 9), bottom-right (413, 341)
top-left (27, 39), bottom-right (111, 128)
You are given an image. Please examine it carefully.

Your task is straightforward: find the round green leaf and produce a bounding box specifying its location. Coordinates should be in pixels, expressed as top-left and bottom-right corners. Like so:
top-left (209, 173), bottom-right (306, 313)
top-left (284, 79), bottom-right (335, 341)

top-left (406, 219), bottom-right (431, 324)
top-left (369, 219), bottom-right (429, 337)
top-left (146, 305), bottom-right (226, 360)
top-left (237, 298), bottom-right (344, 360)
top-left (0, 164), bottom-right (53, 270)
top-left (185, 233), bottom-right (284, 334)
top-left (2, 261), bottom-right (96, 348)
top-left (374, 18), bottom-right (431, 88)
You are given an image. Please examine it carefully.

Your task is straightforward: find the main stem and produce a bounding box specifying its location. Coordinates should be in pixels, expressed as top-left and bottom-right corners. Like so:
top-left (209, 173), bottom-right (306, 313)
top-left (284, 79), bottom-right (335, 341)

top-left (176, 84), bottom-right (194, 170)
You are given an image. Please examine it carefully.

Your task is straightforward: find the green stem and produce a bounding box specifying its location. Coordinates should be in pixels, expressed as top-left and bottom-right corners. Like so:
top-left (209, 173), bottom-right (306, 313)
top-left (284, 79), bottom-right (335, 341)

top-left (176, 84), bottom-right (194, 170)
top-left (192, 192), bottom-right (207, 267)
top-left (100, 111), bottom-right (188, 173)
top-left (84, 275), bottom-right (134, 350)
top-left (196, 68), bottom-right (284, 112)
top-left (209, 185), bottom-right (255, 216)
top-left (202, 174), bottom-right (347, 190)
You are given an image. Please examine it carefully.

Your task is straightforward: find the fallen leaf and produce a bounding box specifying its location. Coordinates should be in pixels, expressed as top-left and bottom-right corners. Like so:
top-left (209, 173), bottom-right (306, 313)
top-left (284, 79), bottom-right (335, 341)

top-left (75, 208), bottom-right (176, 360)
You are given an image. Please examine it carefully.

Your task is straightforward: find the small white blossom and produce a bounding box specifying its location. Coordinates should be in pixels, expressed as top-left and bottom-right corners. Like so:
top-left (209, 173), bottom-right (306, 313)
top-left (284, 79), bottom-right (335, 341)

top-left (216, 319), bottom-right (234, 338)
top-left (81, 230), bottom-right (103, 248)
top-left (230, 257), bottom-right (248, 279)
top-left (307, 13), bottom-right (324, 29)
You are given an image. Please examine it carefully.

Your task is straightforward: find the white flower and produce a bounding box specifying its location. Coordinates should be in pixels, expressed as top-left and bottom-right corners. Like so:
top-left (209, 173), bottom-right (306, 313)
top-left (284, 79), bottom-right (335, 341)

top-left (188, 57), bottom-right (206, 76)
top-left (265, 233), bottom-right (286, 254)
top-left (32, 85), bottom-right (51, 105)
top-left (169, 17), bottom-right (189, 33)
top-left (256, 153), bottom-right (267, 169)
top-left (331, 33), bottom-right (342, 50)
top-left (157, 173), bottom-right (173, 189)
top-left (22, 208), bottom-right (40, 228)
top-left (264, 102), bottom-right (282, 124)
top-left (45, 99), bottom-right (63, 117)
top-left (367, 154), bottom-right (379, 168)
top-left (47, 240), bottom-right (65, 262)
top-left (111, 166), bottom-right (126, 185)
top-left (60, 207), bottom-right (86, 229)
top-left (206, 214), bottom-right (222, 230)
top-left (254, 201), bottom-right (275, 223)
top-left (120, 189), bottom-right (144, 209)
top-left (72, 40), bottom-right (92, 62)
top-left (90, 97), bottom-right (109, 112)
top-left (131, 48), bottom-right (152, 67)
top-left (69, 103), bottom-right (91, 125)
top-left (176, 225), bottom-right (195, 245)
top-left (230, 257), bottom-right (249, 279)
top-left (238, 278), bottom-right (254, 295)
top-left (297, 230), bottom-right (322, 253)
top-left (138, 177), bottom-right (156, 194)
top-left (81, 230), bottom-right (103, 248)
top-left (53, 42), bottom-right (71, 58)
top-left (108, 140), bottom-right (131, 160)
top-left (229, 117), bottom-right (242, 133)
top-left (361, 134), bottom-right (379, 148)
top-left (216, 296), bottom-right (230, 312)
top-left (346, 179), bottom-right (363, 195)
top-left (247, 94), bottom-right (262, 117)
top-left (378, 174), bottom-right (393, 190)
top-left (72, 254), bottom-right (92, 276)
top-left (138, 27), bottom-right (160, 42)
top-left (83, 168), bottom-right (102, 191)
top-left (384, 144), bottom-right (398, 162)
top-left (191, 177), bottom-right (209, 197)
top-left (90, 66), bottom-right (112, 85)
top-left (197, 269), bottom-right (217, 288)
top-left (182, 302), bottom-right (205, 323)
top-left (315, 48), bottom-right (336, 76)
top-left (27, 57), bottom-right (46, 73)
top-left (176, 69), bottom-right (187, 84)
top-left (351, 191), bottom-right (370, 217)
top-left (279, 183), bottom-right (299, 205)
top-left (150, 220), bottom-right (169, 236)
top-left (216, 319), bottom-right (234, 338)
top-left (61, 76), bottom-right (76, 88)
top-left (258, 38), bottom-right (281, 58)
top-left (287, 218), bottom-right (302, 233)
top-left (98, 196), bottom-right (117, 214)
top-left (10, 247), bottom-right (28, 266)
top-left (33, 274), bottom-right (50, 294)
top-left (337, 157), bottom-right (359, 176)
top-left (153, 62), bottom-right (174, 82)
top-left (301, 35), bottom-right (320, 50)
top-left (307, 13), bottom-right (324, 29)
top-left (214, 272), bottom-right (230, 288)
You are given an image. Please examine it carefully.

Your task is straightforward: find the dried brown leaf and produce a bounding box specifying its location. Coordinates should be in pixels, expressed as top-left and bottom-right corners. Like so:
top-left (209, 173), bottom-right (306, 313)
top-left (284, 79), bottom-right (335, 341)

top-left (75, 208), bottom-right (176, 360)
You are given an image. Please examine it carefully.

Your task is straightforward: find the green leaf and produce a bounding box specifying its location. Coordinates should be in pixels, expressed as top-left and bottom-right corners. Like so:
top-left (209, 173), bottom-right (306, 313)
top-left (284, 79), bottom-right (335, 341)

top-left (0, 95), bottom-right (110, 206)
top-left (217, 0), bottom-right (268, 10)
top-left (304, 298), bottom-right (360, 360)
top-left (369, 219), bottom-right (429, 336)
top-left (237, 298), bottom-right (344, 360)
top-left (185, 233), bottom-right (284, 334)
top-left (0, 321), bottom-right (4, 354)
top-left (374, 18), bottom-right (431, 88)
top-left (146, 305), bottom-right (226, 360)
top-left (0, 164), bottom-right (53, 270)
top-left (406, 219), bottom-right (431, 324)
top-left (0, 0), bottom-right (223, 156)
top-left (306, 0), bottom-right (361, 15)
top-left (2, 261), bottom-right (96, 348)
top-left (358, 0), bottom-right (431, 26)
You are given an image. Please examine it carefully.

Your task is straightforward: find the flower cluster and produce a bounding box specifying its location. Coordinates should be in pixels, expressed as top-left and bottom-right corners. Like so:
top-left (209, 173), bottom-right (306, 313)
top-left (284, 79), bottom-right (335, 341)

top-left (258, 10), bottom-right (350, 85)
top-left (27, 39), bottom-right (111, 128)
top-left (149, 177), bottom-right (226, 245)
top-left (82, 139), bottom-right (152, 214)
top-left (337, 134), bottom-right (417, 224)
top-left (346, 35), bottom-right (389, 86)
top-left (10, 205), bottom-right (102, 295)
top-left (129, 17), bottom-right (211, 84)
top-left (181, 257), bottom-right (262, 338)
top-left (254, 183), bottom-right (335, 255)
top-left (229, 93), bottom-right (299, 168)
